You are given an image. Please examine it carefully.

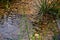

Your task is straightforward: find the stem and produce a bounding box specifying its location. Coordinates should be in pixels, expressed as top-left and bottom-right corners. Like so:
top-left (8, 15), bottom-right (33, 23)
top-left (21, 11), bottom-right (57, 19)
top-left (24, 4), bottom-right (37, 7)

top-left (19, 2), bottom-right (30, 40)
top-left (25, 16), bottom-right (30, 40)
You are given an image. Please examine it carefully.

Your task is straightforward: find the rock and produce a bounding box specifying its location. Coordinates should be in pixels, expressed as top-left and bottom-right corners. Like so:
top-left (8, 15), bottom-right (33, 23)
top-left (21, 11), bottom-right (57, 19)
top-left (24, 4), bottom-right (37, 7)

top-left (0, 13), bottom-right (33, 40)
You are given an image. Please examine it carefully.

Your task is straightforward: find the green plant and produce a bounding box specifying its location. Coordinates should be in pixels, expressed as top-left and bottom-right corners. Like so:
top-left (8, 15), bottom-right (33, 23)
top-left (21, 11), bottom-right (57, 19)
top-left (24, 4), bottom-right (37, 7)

top-left (33, 0), bottom-right (60, 29)
top-left (0, 0), bottom-right (12, 9)
top-left (34, 0), bottom-right (60, 19)
top-left (32, 0), bottom-right (60, 40)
